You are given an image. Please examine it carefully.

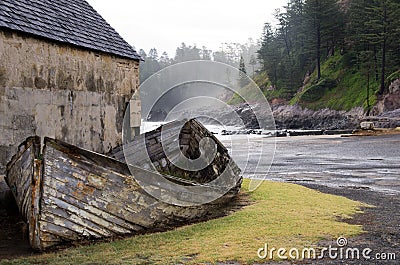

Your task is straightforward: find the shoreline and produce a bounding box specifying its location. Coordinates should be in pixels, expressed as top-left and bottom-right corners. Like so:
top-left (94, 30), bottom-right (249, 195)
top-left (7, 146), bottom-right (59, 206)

top-left (296, 183), bottom-right (399, 265)
top-left (224, 182), bottom-right (399, 265)
top-left (343, 127), bottom-right (400, 137)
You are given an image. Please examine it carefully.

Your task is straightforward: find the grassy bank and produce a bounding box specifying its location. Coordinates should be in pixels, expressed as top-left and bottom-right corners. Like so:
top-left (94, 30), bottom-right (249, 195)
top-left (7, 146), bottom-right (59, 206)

top-left (290, 54), bottom-right (379, 111)
top-left (1, 180), bottom-right (367, 265)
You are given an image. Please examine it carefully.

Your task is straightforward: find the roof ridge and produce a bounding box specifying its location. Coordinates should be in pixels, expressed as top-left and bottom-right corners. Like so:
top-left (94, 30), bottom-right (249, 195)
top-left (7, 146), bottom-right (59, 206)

top-left (0, 0), bottom-right (141, 60)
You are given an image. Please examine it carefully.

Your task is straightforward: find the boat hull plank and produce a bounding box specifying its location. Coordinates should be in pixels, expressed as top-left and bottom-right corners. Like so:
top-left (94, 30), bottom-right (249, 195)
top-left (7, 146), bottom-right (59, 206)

top-left (5, 119), bottom-right (242, 251)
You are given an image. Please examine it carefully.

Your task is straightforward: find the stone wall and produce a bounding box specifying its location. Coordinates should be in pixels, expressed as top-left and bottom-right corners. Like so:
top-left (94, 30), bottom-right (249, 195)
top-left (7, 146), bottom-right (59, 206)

top-left (0, 30), bottom-right (140, 172)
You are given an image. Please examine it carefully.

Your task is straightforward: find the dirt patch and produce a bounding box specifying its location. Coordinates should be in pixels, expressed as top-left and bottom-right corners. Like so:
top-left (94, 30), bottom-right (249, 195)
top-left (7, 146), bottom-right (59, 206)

top-left (344, 128), bottom-right (400, 137)
top-left (0, 214), bottom-right (32, 260)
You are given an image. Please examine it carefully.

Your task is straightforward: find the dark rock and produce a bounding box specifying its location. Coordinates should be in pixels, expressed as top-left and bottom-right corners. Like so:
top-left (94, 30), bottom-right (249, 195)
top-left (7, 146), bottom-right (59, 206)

top-left (271, 104), bottom-right (363, 130)
top-left (158, 102), bottom-right (366, 130)
top-left (0, 177), bottom-right (19, 215)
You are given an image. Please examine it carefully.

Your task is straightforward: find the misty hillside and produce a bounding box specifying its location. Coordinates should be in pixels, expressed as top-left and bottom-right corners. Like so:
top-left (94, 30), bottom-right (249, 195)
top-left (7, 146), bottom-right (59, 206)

top-left (138, 0), bottom-right (400, 116)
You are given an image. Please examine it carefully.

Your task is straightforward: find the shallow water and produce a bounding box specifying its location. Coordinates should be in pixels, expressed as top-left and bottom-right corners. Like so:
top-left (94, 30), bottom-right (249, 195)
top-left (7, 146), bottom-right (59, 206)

top-left (142, 121), bottom-right (400, 194)
top-left (219, 134), bottom-right (400, 194)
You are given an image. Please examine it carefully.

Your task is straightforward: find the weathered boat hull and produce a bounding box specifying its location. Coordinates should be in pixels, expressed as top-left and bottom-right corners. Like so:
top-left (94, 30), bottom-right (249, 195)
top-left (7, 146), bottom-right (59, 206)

top-left (6, 119), bottom-right (242, 250)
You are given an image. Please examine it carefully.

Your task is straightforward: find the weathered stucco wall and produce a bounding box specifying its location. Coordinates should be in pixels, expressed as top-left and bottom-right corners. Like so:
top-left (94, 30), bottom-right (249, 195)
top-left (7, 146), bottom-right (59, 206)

top-left (0, 30), bottom-right (140, 172)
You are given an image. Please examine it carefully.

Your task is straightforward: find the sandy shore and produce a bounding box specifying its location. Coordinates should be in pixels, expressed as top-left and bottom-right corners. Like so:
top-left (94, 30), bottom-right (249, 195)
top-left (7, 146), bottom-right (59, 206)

top-left (344, 127), bottom-right (400, 137)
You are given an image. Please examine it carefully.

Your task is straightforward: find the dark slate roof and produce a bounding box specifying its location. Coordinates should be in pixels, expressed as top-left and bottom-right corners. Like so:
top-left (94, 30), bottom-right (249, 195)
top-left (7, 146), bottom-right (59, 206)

top-left (0, 0), bottom-right (141, 60)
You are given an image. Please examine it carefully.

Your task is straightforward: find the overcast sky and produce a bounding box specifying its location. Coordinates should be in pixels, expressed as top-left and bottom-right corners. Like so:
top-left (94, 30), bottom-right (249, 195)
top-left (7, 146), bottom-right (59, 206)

top-left (86, 0), bottom-right (287, 57)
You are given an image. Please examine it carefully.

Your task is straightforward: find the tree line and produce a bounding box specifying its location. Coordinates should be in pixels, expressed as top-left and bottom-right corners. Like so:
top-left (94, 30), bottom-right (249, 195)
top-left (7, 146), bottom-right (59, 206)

top-left (139, 40), bottom-right (260, 83)
top-left (257, 0), bottom-right (400, 98)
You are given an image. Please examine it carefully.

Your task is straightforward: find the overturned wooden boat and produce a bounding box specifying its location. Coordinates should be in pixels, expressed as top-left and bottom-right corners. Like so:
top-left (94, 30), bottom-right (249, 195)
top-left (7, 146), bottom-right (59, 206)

top-left (6, 119), bottom-right (242, 251)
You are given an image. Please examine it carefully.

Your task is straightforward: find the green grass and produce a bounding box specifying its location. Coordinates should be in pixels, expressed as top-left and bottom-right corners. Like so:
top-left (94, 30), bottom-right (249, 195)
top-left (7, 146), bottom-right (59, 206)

top-left (1, 180), bottom-right (368, 265)
top-left (290, 54), bottom-right (379, 111)
top-left (228, 72), bottom-right (291, 105)
top-left (227, 84), bottom-right (268, 105)
top-left (386, 69), bottom-right (400, 89)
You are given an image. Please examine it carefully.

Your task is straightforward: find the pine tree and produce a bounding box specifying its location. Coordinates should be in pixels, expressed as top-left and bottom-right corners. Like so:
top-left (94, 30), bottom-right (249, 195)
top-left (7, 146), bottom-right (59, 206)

top-left (174, 43), bottom-right (202, 63)
top-left (148, 48), bottom-right (159, 60)
top-left (255, 0), bottom-right (399, 100)
top-left (304, 0), bottom-right (343, 81)
top-left (201, 46), bottom-right (212, 60)
top-left (249, 54), bottom-right (257, 76)
top-left (140, 48), bottom-right (161, 83)
top-left (349, 0), bottom-right (400, 94)
top-left (239, 55), bottom-right (246, 74)
top-left (139, 49), bottom-right (148, 82)
top-left (238, 55), bottom-right (248, 87)
top-left (258, 23), bottom-right (280, 86)
top-left (159, 52), bottom-right (170, 68)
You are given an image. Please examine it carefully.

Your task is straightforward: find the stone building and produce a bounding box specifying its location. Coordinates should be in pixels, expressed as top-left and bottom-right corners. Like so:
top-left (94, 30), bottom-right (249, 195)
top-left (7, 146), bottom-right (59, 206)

top-left (0, 0), bottom-right (142, 172)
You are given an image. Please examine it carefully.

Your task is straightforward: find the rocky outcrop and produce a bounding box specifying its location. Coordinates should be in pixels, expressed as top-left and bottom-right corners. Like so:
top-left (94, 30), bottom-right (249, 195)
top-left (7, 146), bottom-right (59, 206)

top-left (228, 103), bottom-right (364, 130)
top-left (369, 78), bottom-right (400, 128)
top-left (374, 109), bottom-right (400, 128)
top-left (166, 103), bottom-right (364, 130)
top-left (271, 104), bottom-right (364, 130)
top-left (373, 79), bottom-right (400, 114)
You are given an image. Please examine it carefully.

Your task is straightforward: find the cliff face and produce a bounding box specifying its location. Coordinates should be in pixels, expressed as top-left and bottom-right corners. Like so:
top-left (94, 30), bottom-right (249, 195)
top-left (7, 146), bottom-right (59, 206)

top-left (373, 79), bottom-right (400, 114)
